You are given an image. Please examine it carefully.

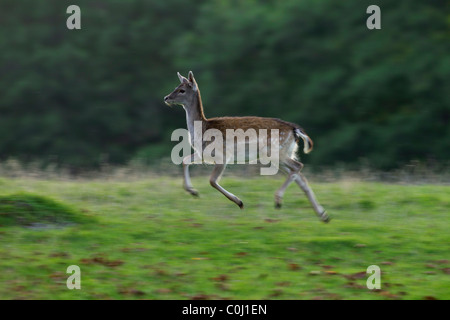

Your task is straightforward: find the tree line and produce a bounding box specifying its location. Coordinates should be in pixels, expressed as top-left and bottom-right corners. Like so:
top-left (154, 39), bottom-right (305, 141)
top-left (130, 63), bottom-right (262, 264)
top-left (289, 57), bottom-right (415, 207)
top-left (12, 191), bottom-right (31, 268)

top-left (0, 0), bottom-right (447, 170)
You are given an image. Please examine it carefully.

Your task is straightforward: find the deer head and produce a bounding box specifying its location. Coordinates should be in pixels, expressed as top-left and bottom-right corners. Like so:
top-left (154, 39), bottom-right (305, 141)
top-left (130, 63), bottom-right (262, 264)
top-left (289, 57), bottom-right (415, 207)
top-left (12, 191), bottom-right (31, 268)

top-left (164, 71), bottom-right (198, 107)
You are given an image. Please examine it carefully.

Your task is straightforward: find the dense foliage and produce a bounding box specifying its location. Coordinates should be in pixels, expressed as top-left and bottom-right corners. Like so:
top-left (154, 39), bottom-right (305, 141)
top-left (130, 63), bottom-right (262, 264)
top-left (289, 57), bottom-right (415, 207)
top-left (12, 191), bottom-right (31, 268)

top-left (0, 0), bottom-right (448, 170)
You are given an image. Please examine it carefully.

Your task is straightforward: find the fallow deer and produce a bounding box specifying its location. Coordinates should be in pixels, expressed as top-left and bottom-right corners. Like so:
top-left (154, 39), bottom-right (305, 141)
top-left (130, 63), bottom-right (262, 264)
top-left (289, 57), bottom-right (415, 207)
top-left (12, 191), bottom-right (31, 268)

top-left (164, 71), bottom-right (329, 222)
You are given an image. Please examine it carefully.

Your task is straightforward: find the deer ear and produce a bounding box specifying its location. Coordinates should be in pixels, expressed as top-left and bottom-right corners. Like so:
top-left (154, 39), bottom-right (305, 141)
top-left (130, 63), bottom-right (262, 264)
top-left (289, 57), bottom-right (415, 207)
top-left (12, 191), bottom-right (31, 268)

top-left (177, 72), bottom-right (188, 84)
top-left (188, 71), bottom-right (198, 91)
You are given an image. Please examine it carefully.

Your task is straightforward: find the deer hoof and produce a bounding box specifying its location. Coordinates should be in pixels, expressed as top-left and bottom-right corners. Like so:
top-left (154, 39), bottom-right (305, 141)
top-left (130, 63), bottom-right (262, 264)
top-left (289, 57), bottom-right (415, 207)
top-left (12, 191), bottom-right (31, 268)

top-left (274, 195), bottom-right (282, 209)
top-left (238, 201), bottom-right (244, 209)
top-left (192, 191), bottom-right (200, 197)
top-left (320, 211), bottom-right (330, 223)
top-left (186, 188), bottom-right (199, 197)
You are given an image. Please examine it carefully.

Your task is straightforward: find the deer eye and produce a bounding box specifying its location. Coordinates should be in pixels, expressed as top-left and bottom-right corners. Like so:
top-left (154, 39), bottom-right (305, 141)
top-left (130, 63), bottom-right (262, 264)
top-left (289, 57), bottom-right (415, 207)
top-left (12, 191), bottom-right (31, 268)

top-left (179, 89), bottom-right (185, 94)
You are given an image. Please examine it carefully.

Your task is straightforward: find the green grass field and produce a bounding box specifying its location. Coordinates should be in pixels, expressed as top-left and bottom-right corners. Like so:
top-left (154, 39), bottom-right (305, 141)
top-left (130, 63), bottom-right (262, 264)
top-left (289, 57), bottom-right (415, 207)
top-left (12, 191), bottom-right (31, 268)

top-left (0, 175), bottom-right (448, 300)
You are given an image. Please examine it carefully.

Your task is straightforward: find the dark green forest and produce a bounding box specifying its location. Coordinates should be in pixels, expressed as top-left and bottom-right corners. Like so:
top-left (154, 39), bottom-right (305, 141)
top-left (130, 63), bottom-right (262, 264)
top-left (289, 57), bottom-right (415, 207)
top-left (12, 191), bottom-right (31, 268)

top-left (0, 0), bottom-right (448, 170)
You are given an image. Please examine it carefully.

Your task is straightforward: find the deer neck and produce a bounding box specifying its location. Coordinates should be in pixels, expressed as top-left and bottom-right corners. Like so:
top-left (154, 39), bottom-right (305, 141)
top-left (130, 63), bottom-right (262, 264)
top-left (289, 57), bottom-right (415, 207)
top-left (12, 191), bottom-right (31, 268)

top-left (183, 90), bottom-right (206, 139)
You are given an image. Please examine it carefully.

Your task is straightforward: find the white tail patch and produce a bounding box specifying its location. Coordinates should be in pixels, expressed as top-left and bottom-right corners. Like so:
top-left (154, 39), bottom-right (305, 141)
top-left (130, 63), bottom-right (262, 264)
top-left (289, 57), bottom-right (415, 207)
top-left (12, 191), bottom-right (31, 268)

top-left (295, 129), bottom-right (313, 154)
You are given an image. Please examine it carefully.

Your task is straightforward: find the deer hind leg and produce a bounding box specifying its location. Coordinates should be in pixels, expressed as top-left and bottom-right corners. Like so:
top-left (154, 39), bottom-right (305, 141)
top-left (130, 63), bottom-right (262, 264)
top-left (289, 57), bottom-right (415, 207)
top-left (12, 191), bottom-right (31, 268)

top-left (209, 163), bottom-right (244, 209)
top-left (282, 158), bottom-right (329, 223)
top-left (294, 172), bottom-right (329, 222)
top-left (182, 153), bottom-right (201, 197)
top-left (274, 159), bottom-right (303, 209)
top-left (274, 167), bottom-right (297, 209)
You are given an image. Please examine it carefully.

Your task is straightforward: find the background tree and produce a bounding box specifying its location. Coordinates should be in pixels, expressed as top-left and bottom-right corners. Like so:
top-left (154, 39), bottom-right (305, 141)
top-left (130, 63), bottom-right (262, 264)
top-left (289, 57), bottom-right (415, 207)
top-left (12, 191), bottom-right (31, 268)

top-left (0, 0), bottom-right (447, 170)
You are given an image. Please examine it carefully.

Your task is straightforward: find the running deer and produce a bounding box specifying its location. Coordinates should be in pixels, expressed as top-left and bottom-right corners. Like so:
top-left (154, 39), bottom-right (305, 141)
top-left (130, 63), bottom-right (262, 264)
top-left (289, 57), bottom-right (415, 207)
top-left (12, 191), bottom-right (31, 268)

top-left (164, 71), bottom-right (329, 222)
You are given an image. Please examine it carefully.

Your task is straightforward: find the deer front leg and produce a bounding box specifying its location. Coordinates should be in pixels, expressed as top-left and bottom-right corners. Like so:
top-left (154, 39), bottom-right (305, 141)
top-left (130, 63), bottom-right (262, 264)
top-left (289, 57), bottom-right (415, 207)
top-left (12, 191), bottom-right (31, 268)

top-left (182, 153), bottom-right (201, 197)
top-left (209, 163), bottom-right (244, 209)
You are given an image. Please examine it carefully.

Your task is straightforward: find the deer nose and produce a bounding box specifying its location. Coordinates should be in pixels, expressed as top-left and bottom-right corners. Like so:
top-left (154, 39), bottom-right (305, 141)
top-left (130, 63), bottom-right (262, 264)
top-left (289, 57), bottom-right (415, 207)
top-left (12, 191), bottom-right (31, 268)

top-left (164, 95), bottom-right (169, 101)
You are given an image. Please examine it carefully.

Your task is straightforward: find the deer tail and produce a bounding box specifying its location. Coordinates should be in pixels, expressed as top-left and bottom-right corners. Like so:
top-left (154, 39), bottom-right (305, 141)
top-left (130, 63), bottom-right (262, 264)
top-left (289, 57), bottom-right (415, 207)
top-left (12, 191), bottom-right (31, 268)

top-left (294, 128), bottom-right (313, 154)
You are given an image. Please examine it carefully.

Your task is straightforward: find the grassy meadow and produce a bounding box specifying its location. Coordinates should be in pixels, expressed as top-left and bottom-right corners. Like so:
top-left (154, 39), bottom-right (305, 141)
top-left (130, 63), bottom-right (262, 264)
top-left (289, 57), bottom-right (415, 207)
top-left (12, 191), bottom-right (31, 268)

top-left (0, 173), bottom-right (448, 300)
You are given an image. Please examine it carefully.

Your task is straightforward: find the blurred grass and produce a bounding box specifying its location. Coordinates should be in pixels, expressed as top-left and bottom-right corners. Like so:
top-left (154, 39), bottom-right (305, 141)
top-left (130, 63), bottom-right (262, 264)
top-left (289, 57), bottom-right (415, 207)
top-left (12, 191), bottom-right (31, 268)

top-left (0, 175), bottom-right (448, 300)
top-left (0, 193), bottom-right (94, 227)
